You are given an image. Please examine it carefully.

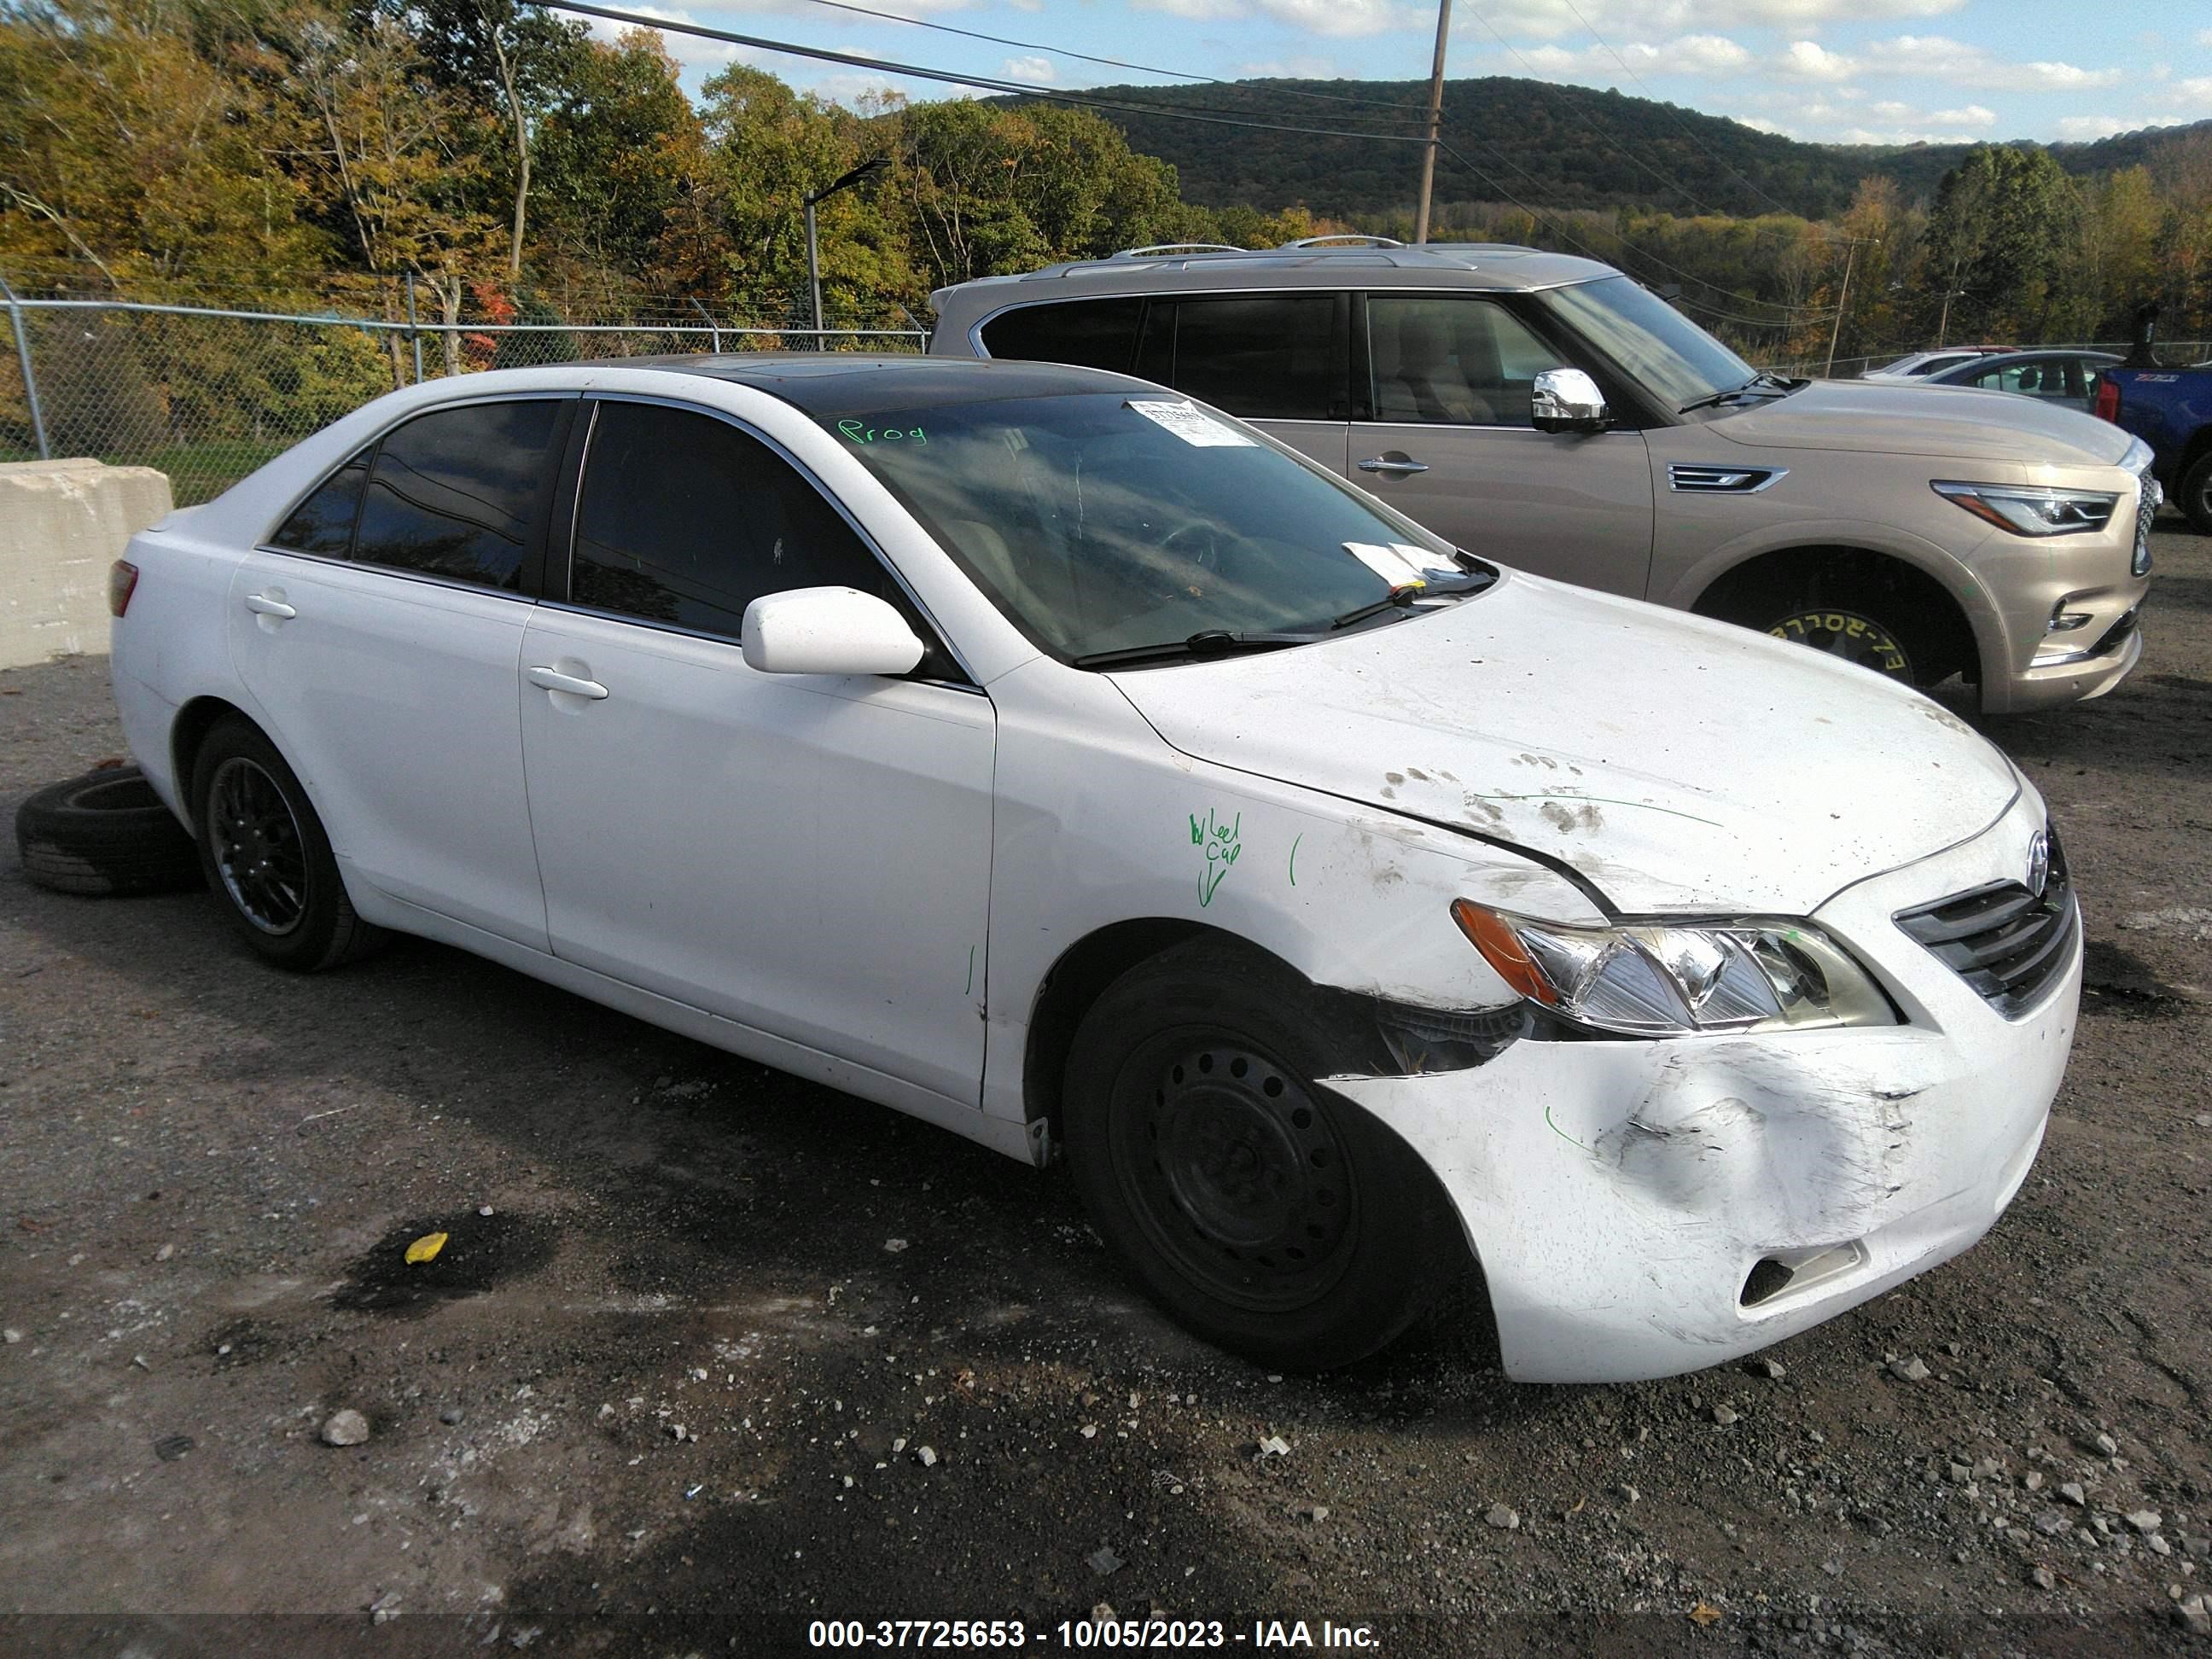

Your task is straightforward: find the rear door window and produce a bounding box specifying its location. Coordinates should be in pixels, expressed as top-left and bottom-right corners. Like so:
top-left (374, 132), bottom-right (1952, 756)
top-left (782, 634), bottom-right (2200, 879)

top-left (568, 400), bottom-right (904, 641)
top-left (1366, 296), bottom-right (1557, 427)
top-left (1142, 295), bottom-right (1345, 421)
top-left (351, 399), bottom-right (566, 591)
top-left (269, 447), bottom-right (372, 556)
top-left (977, 299), bottom-right (1144, 373)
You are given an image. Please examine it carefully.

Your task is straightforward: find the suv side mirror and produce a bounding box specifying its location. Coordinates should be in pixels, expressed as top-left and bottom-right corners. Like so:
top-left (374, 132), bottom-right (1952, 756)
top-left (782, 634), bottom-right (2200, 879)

top-left (742, 586), bottom-right (926, 677)
top-left (1532, 368), bottom-right (1610, 434)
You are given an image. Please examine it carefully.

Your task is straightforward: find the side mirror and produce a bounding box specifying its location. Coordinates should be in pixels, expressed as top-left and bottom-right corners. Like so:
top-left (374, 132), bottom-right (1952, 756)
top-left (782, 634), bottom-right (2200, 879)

top-left (1532, 367), bottom-right (1610, 434)
top-left (741, 586), bottom-right (925, 677)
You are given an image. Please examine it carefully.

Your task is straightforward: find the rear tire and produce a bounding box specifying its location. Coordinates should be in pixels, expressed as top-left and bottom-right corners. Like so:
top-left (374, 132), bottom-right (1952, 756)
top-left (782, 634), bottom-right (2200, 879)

top-left (15, 765), bottom-right (202, 897)
top-left (2180, 451), bottom-right (2212, 537)
top-left (1062, 941), bottom-right (1466, 1370)
top-left (189, 717), bottom-right (384, 971)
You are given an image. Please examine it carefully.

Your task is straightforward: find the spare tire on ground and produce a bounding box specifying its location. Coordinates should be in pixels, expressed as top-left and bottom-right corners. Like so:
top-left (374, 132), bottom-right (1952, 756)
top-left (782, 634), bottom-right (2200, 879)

top-left (15, 765), bottom-right (203, 896)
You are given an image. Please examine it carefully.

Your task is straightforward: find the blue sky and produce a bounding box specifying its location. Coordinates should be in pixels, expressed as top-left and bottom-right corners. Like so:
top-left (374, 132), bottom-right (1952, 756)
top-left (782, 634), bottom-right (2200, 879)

top-left (589, 0), bottom-right (2209, 149)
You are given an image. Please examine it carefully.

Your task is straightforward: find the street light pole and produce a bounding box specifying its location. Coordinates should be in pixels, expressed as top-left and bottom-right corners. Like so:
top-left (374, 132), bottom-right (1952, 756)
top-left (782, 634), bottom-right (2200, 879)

top-left (1412, 0), bottom-right (1452, 245)
top-left (803, 156), bottom-right (889, 351)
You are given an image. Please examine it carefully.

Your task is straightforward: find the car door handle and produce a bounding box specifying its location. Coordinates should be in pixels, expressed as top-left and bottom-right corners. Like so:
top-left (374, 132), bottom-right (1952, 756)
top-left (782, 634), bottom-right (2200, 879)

top-left (243, 593), bottom-right (296, 619)
top-left (1357, 457), bottom-right (1430, 475)
top-left (527, 665), bottom-right (609, 701)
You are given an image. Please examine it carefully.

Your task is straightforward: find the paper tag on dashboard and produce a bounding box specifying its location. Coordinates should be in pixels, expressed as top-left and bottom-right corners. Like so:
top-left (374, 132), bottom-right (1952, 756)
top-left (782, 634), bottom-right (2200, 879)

top-left (1126, 399), bottom-right (1254, 446)
top-left (1343, 542), bottom-right (1429, 586)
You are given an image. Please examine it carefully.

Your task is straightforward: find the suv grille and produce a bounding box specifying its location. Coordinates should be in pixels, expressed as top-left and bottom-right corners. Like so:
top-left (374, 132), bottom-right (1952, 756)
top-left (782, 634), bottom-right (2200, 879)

top-left (1894, 830), bottom-right (2076, 1017)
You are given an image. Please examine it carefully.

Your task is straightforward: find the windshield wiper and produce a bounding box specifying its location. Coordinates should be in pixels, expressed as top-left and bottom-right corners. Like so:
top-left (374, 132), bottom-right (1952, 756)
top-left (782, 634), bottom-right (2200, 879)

top-left (1331, 565), bottom-right (1495, 631)
top-left (1071, 630), bottom-right (1318, 670)
top-left (1678, 371), bottom-right (1800, 415)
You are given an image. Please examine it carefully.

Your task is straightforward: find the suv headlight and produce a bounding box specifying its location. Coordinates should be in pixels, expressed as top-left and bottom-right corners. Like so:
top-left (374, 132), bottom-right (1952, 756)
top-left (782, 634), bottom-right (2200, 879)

top-left (1932, 479), bottom-right (2118, 537)
top-left (1451, 901), bottom-right (1898, 1037)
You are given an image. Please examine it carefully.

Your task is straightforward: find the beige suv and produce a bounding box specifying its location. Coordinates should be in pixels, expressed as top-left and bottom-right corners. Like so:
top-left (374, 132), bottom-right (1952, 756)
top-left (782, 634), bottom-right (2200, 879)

top-left (928, 239), bottom-right (2155, 711)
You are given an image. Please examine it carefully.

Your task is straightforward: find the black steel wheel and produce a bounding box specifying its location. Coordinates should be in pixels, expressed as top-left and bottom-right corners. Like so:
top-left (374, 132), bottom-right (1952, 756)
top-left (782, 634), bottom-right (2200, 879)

top-left (1113, 1036), bottom-right (1359, 1313)
top-left (189, 716), bottom-right (384, 971)
top-left (1063, 940), bottom-right (1467, 1370)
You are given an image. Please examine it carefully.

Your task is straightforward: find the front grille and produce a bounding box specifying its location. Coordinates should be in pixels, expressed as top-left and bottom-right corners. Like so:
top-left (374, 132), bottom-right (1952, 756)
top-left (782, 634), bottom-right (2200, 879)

top-left (1894, 830), bottom-right (2077, 1017)
top-left (2133, 467), bottom-right (2157, 576)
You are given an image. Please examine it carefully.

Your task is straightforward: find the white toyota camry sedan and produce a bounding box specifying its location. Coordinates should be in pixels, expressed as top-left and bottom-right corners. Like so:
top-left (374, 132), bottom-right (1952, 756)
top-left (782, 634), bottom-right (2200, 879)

top-left (106, 355), bottom-right (2079, 1381)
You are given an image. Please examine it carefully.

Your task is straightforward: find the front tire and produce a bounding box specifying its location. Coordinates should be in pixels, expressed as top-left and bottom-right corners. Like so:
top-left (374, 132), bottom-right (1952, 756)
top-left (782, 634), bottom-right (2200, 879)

top-left (189, 718), bottom-right (383, 971)
top-left (1062, 942), bottom-right (1466, 1370)
top-left (2180, 451), bottom-right (2212, 537)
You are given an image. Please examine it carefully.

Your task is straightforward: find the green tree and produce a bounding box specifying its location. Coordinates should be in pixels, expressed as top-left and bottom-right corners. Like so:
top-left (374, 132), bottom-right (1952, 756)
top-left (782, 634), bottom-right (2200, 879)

top-left (1924, 144), bottom-right (2085, 341)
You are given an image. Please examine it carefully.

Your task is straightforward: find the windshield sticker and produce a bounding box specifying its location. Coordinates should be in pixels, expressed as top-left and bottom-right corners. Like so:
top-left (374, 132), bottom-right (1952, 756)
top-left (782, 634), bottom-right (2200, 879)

top-left (836, 419), bottom-right (926, 445)
top-left (1191, 807), bottom-right (1243, 907)
top-left (1343, 542), bottom-right (1430, 587)
top-left (1126, 399), bottom-right (1254, 448)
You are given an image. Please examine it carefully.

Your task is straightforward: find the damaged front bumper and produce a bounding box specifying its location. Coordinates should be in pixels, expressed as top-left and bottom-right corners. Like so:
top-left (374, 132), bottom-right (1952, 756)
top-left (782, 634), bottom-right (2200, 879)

top-left (1336, 795), bottom-right (2078, 1384)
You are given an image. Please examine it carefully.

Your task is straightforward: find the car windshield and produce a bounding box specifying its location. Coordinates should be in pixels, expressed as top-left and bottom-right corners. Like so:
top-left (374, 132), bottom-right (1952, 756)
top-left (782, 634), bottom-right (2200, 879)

top-left (1539, 276), bottom-right (1759, 410)
top-left (824, 392), bottom-right (1476, 663)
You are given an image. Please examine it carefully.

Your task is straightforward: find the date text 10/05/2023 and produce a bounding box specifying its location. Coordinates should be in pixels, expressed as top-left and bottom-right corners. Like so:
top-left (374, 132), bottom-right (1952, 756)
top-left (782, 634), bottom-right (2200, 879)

top-left (806, 1618), bottom-right (1382, 1649)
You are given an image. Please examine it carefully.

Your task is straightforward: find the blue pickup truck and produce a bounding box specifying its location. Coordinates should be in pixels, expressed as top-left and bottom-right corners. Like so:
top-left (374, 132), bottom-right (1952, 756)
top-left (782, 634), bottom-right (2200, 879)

top-left (2096, 360), bottom-right (2212, 533)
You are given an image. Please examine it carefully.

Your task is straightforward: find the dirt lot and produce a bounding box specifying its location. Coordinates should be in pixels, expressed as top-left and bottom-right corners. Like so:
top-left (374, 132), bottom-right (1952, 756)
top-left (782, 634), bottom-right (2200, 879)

top-left (3, 526), bottom-right (2209, 1657)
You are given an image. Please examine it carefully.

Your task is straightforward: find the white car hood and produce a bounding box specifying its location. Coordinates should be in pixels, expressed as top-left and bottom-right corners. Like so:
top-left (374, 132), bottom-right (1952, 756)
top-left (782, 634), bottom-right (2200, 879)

top-left (1712, 378), bottom-right (2133, 466)
top-left (1109, 573), bottom-right (2020, 916)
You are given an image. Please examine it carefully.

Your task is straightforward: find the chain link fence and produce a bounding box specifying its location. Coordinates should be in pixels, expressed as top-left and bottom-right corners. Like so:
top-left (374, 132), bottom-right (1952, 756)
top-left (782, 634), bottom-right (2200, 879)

top-left (0, 290), bottom-right (928, 506)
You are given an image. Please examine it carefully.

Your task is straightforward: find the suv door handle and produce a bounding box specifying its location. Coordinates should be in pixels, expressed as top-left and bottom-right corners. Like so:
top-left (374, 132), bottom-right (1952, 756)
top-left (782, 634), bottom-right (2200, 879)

top-left (244, 592), bottom-right (297, 619)
top-left (527, 665), bottom-right (609, 701)
top-left (1358, 457), bottom-right (1429, 475)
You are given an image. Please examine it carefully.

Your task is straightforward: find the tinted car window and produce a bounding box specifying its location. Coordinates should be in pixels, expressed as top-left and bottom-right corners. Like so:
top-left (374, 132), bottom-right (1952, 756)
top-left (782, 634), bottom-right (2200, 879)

top-left (270, 448), bottom-right (371, 556)
top-left (352, 399), bottom-right (562, 591)
top-left (571, 401), bottom-right (898, 639)
top-left (979, 299), bottom-right (1143, 373)
top-left (1367, 296), bottom-right (1556, 427)
top-left (1150, 296), bottom-right (1342, 421)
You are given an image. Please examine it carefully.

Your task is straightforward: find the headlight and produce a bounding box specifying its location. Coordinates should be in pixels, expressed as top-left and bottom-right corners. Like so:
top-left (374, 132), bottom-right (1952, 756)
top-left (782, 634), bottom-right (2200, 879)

top-left (1932, 479), bottom-right (2118, 537)
top-left (1450, 901), bottom-right (1898, 1037)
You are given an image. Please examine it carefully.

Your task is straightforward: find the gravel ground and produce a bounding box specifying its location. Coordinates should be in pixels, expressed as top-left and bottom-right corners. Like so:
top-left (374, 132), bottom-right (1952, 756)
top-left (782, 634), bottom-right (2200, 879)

top-left (3, 526), bottom-right (2209, 1657)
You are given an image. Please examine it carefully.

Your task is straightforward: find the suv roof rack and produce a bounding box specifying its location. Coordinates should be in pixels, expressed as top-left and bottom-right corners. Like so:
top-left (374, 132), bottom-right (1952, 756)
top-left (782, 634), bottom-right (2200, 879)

top-left (1111, 243), bottom-right (1246, 259)
top-left (1277, 234), bottom-right (1404, 249)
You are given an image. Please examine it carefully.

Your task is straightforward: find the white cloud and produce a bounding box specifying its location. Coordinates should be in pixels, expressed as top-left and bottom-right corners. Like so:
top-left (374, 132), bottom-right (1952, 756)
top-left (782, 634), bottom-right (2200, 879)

top-left (1775, 39), bottom-right (1856, 81)
top-left (1516, 32), bottom-right (1754, 79)
top-left (1929, 103), bottom-right (1995, 127)
top-left (1857, 35), bottom-right (2122, 90)
top-left (1464, 1), bottom-right (1963, 42)
top-left (1000, 54), bottom-right (1056, 84)
top-left (1729, 113), bottom-right (1790, 135)
top-left (584, 7), bottom-right (751, 70)
top-left (2056, 115), bottom-right (2130, 141)
top-left (1134, 0), bottom-right (1417, 33)
top-left (2170, 76), bottom-right (2212, 112)
top-left (2197, 27), bottom-right (2212, 48)
top-left (1235, 55), bottom-right (1342, 79)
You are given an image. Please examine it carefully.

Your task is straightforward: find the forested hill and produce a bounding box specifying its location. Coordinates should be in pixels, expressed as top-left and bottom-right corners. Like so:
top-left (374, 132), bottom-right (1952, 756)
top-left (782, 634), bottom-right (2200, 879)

top-left (1028, 77), bottom-right (2210, 221)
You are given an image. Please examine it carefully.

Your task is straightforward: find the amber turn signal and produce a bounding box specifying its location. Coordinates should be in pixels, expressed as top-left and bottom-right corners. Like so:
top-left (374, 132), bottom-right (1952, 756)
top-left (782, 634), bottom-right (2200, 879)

top-left (1450, 899), bottom-right (1558, 1006)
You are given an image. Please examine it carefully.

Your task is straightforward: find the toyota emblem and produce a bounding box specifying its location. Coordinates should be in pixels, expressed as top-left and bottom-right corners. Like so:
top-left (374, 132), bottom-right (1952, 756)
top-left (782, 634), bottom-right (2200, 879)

top-left (2026, 830), bottom-right (2050, 899)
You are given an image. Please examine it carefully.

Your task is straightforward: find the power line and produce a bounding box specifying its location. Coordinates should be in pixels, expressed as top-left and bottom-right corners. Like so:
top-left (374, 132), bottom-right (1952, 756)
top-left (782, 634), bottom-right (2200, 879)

top-left (534, 0), bottom-right (1432, 145)
top-left (783, 0), bottom-right (1426, 116)
top-left (1555, 0), bottom-right (1807, 222)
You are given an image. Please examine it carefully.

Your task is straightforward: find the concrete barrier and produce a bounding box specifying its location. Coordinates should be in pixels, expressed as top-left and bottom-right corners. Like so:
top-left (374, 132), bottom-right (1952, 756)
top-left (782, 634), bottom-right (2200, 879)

top-left (0, 458), bottom-right (172, 667)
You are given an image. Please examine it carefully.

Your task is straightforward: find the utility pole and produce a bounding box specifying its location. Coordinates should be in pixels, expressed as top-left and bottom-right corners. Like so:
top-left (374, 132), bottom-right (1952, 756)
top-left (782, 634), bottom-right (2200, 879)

top-left (1825, 236), bottom-right (1875, 379)
top-left (1412, 0), bottom-right (1452, 245)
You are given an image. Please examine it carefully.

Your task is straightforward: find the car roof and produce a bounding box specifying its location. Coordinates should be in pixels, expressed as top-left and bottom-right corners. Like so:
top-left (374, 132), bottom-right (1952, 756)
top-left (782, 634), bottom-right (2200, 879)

top-left (599, 352), bottom-right (1167, 415)
top-left (1933, 348), bottom-right (2121, 376)
top-left (928, 240), bottom-right (1618, 323)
